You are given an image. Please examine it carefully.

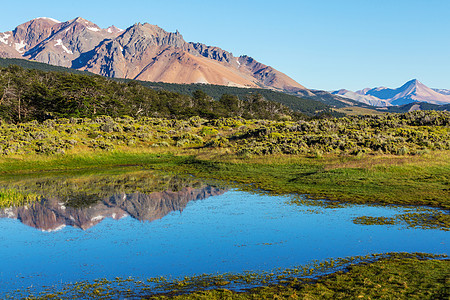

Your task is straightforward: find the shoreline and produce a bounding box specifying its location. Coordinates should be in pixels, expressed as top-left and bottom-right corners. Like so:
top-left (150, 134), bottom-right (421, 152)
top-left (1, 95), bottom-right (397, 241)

top-left (1, 150), bottom-right (448, 210)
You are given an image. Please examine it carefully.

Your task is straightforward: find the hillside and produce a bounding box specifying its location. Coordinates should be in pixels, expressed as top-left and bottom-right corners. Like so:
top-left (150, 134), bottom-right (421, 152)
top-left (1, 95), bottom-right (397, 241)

top-left (137, 81), bottom-right (332, 115)
top-left (0, 57), bottom-right (91, 75)
top-left (384, 102), bottom-right (450, 113)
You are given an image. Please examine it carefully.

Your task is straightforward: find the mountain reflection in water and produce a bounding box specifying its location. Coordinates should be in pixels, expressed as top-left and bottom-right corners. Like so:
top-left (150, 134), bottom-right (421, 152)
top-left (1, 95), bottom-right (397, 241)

top-left (0, 171), bottom-right (226, 231)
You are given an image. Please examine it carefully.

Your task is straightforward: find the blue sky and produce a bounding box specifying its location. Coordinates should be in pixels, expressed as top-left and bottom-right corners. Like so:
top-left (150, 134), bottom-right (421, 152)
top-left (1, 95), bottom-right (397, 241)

top-left (0, 0), bottom-right (449, 91)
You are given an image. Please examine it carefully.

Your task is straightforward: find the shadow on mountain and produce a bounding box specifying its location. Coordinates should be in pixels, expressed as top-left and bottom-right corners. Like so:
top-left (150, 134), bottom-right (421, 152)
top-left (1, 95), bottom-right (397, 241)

top-left (71, 48), bottom-right (97, 69)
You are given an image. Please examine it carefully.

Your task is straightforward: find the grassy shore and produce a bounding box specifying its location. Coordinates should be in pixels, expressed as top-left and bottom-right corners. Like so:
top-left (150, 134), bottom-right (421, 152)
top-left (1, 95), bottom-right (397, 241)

top-left (0, 149), bottom-right (449, 210)
top-left (168, 151), bottom-right (450, 210)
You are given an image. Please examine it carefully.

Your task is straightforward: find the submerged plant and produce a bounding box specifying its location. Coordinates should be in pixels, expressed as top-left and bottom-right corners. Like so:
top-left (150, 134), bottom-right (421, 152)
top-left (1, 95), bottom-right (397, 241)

top-left (15, 252), bottom-right (448, 300)
top-left (353, 211), bottom-right (450, 231)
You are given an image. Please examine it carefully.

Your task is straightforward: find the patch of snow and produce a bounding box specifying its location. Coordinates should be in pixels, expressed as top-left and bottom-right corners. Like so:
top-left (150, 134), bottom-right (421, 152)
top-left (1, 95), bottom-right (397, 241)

top-left (107, 28), bottom-right (112, 33)
top-left (70, 216), bottom-right (75, 221)
top-left (87, 26), bottom-right (100, 32)
top-left (112, 213), bottom-right (117, 219)
top-left (0, 33), bottom-right (10, 45)
top-left (236, 58), bottom-right (240, 66)
top-left (35, 17), bottom-right (61, 23)
top-left (54, 39), bottom-right (73, 54)
top-left (15, 40), bottom-right (27, 53)
top-left (91, 215), bottom-right (104, 222)
top-left (42, 224), bottom-right (66, 232)
top-left (4, 208), bottom-right (14, 218)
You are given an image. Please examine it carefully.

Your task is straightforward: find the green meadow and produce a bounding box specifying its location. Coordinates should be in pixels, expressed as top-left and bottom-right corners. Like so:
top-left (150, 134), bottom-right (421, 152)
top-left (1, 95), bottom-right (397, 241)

top-left (1, 110), bottom-right (448, 299)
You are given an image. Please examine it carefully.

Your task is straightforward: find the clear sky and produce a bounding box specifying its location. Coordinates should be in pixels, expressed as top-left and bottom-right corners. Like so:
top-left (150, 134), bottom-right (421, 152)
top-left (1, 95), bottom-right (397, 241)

top-left (0, 0), bottom-right (449, 91)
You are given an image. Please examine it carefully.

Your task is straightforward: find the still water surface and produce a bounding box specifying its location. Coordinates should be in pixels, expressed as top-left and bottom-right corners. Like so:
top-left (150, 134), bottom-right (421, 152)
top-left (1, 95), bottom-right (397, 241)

top-left (0, 171), bottom-right (447, 296)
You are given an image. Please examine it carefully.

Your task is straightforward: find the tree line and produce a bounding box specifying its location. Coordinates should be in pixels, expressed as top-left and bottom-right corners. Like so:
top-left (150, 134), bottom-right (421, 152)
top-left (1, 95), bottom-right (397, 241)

top-left (0, 65), bottom-right (343, 123)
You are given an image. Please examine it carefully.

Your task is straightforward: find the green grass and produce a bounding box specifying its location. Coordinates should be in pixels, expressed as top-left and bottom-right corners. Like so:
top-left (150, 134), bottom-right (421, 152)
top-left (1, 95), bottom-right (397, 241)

top-left (0, 151), bottom-right (449, 210)
top-left (0, 151), bottom-right (179, 175)
top-left (334, 106), bottom-right (385, 116)
top-left (156, 153), bottom-right (450, 210)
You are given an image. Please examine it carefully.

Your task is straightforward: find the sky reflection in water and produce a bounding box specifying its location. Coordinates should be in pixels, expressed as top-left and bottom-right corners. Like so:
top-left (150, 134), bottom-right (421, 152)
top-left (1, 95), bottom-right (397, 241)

top-left (0, 176), bottom-right (447, 296)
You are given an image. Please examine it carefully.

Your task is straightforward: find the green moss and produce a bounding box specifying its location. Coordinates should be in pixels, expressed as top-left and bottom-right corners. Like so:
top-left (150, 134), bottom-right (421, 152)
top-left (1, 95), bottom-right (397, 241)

top-left (353, 212), bottom-right (450, 231)
top-left (20, 253), bottom-right (448, 300)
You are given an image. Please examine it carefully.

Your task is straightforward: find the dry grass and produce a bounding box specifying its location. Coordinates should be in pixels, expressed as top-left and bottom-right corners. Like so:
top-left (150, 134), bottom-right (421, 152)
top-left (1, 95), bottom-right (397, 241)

top-left (323, 151), bottom-right (449, 171)
top-left (334, 106), bottom-right (386, 116)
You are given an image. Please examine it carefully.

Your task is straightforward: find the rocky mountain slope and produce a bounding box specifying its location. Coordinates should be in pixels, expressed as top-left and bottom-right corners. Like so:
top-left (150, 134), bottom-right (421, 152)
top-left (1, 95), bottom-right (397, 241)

top-left (333, 79), bottom-right (450, 107)
top-left (0, 17), bottom-right (307, 91)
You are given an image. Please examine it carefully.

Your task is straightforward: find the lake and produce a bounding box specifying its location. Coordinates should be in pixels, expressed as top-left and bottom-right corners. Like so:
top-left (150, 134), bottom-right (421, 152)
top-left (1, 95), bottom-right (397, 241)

top-left (0, 170), bottom-right (447, 298)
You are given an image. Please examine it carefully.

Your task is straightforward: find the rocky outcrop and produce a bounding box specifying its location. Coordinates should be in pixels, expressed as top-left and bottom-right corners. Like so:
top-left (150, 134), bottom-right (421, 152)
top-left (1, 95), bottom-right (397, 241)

top-left (189, 42), bottom-right (236, 65)
top-left (25, 17), bottom-right (122, 68)
top-left (238, 55), bottom-right (307, 91)
top-left (0, 18), bottom-right (60, 58)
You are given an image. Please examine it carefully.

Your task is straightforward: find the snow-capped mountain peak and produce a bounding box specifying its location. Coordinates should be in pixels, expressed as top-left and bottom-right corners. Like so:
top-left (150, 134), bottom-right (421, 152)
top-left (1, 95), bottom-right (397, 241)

top-left (334, 79), bottom-right (450, 107)
top-left (34, 17), bottom-right (61, 23)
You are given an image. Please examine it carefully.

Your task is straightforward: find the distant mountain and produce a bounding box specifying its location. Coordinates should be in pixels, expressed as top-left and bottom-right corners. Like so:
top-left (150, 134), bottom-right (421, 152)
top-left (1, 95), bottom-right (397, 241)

top-left (358, 79), bottom-right (450, 106)
top-left (332, 89), bottom-right (391, 107)
top-left (0, 17), bottom-right (307, 92)
top-left (333, 79), bottom-right (450, 107)
top-left (432, 88), bottom-right (450, 96)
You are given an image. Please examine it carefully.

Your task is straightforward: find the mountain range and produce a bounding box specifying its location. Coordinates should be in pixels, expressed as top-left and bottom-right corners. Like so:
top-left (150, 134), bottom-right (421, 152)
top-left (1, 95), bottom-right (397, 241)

top-left (333, 79), bottom-right (450, 107)
top-left (1, 17), bottom-right (447, 111)
top-left (0, 17), bottom-right (307, 92)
